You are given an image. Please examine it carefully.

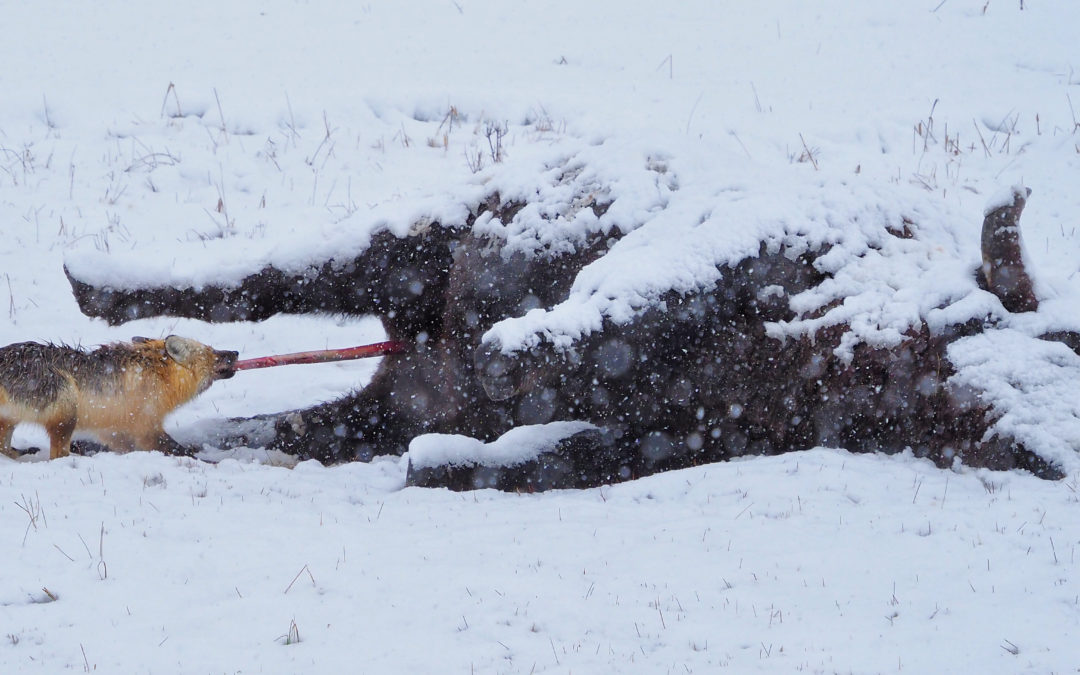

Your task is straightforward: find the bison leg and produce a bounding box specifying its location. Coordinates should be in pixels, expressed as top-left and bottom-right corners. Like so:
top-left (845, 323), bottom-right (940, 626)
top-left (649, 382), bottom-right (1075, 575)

top-left (980, 186), bottom-right (1038, 313)
top-left (65, 228), bottom-right (458, 342)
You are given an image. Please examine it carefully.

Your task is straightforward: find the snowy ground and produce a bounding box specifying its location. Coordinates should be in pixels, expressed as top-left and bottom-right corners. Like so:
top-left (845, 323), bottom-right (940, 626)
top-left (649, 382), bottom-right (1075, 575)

top-left (3, 1), bottom-right (1080, 672)
top-left (4, 450), bottom-right (1079, 673)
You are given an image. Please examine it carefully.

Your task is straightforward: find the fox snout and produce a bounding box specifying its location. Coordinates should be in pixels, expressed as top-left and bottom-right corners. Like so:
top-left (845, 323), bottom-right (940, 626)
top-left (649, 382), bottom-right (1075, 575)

top-left (214, 349), bottom-right (239, 379)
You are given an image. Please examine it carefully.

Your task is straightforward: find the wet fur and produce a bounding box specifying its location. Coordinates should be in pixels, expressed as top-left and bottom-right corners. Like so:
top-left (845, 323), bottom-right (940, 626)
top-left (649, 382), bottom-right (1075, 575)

top-left (0, 337), bottom-right (236, 459)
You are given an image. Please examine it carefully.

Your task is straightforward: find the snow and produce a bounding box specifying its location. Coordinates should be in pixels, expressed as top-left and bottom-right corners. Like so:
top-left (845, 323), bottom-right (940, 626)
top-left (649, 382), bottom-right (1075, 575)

top-left (409, 421), bottom-right (598, 469)
top-left (948, 329), bottom-right (1080, 470)
top-left (3, 0), bottom-right (1080, 671)
top-left (984, 184), bottom-right (1030, 217)
top-left (4, 450), bottom-right (1079, 673)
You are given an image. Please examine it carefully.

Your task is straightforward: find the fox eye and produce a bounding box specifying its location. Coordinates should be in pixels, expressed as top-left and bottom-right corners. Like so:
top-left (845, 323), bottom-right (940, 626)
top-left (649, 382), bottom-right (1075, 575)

top-left (132, 336), bottom-right (151, 344)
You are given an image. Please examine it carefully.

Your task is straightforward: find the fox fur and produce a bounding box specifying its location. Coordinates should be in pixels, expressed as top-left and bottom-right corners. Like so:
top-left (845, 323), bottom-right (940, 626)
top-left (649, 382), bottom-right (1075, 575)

top-left (0, 336), bottom-right (237, 459)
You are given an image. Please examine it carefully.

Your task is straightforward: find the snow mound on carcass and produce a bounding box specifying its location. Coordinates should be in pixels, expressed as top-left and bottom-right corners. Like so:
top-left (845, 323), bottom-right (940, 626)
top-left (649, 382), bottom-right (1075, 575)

top-left (948, 329), bottom-right (1080, 472)
top-left (408, 421), bottom-right (597, 469)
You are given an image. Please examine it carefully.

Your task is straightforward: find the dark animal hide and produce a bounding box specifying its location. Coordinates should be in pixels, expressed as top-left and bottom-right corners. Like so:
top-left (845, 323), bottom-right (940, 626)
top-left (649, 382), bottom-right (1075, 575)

top-left (66, 190), bottom-right (1070, 489)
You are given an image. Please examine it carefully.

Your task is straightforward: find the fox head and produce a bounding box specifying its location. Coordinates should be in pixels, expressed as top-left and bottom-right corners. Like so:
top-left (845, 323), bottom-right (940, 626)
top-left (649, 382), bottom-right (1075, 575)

top-left (134, 335), bottom-right (238, 394)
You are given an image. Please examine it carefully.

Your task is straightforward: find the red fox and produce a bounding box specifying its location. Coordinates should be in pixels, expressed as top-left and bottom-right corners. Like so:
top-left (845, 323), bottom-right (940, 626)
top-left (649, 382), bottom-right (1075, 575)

top-left (0, 336), bottom-right (237, 459)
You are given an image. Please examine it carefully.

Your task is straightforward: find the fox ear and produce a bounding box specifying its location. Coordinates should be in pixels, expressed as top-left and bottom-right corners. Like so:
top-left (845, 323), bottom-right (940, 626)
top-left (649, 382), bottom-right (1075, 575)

top-left (164, 335), bottom-right (199, 364)
top-left (132, 336), bottom-right (151, 344)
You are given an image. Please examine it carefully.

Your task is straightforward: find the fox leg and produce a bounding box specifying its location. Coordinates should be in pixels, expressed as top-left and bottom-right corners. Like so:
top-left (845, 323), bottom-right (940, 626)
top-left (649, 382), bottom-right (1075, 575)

top-left (46, 414), bottom-right (76, 459)
top-left (96, 431), bottom-right (138, 453)
top-left (0, 418), bottom-right (15, 459)
top-left (130, 427), bottom-right (192, 456)
top-left (151, 432), bottom-right (191, 456)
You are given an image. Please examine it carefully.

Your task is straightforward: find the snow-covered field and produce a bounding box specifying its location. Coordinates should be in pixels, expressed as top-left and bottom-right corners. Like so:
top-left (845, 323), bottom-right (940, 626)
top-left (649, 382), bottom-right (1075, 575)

top-left (3, 1), bottom-right (1080, 671)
